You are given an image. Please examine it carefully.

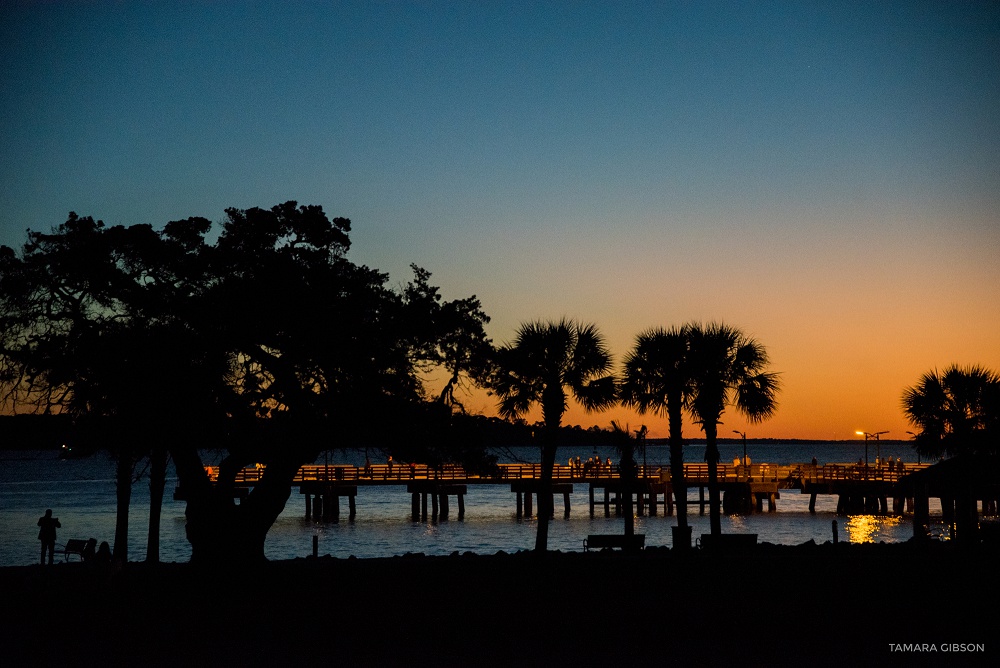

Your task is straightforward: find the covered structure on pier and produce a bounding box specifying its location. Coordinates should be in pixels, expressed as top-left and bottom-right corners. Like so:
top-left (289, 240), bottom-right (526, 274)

top-left (897, 454), bottom-right (1000, 543)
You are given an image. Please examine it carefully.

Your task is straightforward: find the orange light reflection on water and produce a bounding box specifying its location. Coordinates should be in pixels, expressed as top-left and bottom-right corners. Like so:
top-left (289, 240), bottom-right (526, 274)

top-left (844, 514), bottom-right (903, 543)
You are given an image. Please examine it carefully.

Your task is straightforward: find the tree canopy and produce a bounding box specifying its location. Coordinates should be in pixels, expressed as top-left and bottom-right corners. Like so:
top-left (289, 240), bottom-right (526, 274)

top-left (902, 364), bottom-right (1000, 459)
top-left (0, 202), bottom-right (494, 564)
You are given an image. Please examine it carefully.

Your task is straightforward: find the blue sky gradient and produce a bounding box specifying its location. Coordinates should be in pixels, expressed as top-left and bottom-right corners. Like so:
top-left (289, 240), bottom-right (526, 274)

top-left (2, 1), bottom-right (998, 438)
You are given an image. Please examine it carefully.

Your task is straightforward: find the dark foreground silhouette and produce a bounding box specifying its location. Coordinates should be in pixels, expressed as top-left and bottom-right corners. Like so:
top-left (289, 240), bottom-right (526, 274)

top-left (36, 509), bottom-right (60, 565)
top-left (2, 541), bottom-right (995, 667)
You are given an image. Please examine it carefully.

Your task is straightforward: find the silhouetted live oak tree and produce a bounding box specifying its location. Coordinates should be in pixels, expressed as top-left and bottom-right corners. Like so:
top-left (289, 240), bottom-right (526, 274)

top-left (0, 202), bottom-right (493, 565)
top-left (0, 214), bottom-right (221, 563)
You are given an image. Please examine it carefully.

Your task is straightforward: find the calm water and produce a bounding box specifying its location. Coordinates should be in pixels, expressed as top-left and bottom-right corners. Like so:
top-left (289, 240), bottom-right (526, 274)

top-left (0, 443), bottom-right (944, 567)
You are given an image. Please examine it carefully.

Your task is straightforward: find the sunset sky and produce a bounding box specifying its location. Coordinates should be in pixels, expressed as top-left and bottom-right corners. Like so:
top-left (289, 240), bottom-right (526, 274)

top-left (2, 1), bottom-right (998, 440)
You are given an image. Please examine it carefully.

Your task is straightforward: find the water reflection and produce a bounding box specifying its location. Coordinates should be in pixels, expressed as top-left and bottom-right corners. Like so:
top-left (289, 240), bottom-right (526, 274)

top-left (844, 514), bottom-right (903, 543)
top-left (727, 515), bottom-right (749, 532)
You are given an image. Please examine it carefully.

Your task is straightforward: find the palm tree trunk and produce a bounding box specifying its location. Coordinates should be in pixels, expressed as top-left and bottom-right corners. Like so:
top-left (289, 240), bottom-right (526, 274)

top-left (668, 395), bottom-right (688, 529)
top-left (705, 421), bottom-right (722, 536)
top-left (146, 446), bottom-right (168, 563)
top-left (621, 447), bottom-right (636, 539)
top-left (535, 439), bottom-right (556, 553)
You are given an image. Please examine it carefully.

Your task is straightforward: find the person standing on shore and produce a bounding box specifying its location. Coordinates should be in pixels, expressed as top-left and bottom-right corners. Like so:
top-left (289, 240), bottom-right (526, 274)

top-left (37, 509), bottom-right (60, 565)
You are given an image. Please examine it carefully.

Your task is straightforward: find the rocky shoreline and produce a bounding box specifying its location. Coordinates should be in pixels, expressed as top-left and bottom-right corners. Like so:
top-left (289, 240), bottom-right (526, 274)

top-left (2, 541), bottom-right (995, 666)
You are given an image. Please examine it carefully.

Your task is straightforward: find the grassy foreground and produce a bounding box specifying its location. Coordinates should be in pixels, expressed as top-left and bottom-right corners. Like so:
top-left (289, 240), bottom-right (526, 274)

top-left (2, 541), bottom-right (996, 667)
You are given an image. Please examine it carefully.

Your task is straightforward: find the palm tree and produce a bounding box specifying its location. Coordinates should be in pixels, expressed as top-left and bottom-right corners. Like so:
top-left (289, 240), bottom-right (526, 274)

top-left (901, 364), bottom-right (1000, 459)
top-left (686, 323), bottom-right (780, 536)
top-left (901, 365), bottom-right (999, 543)
top-left (493, 319), bottom-right (616, 552)
top-left (620, 326), bottom-right (693, 548)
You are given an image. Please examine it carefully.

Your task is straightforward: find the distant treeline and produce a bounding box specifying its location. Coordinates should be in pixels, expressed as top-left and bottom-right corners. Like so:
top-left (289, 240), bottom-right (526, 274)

top-left (0, 414), bottom-right (910, 451)
top-left (0, 414), bottom-right (76, 449)
top-left (0, 413), bottom-right (632, 453)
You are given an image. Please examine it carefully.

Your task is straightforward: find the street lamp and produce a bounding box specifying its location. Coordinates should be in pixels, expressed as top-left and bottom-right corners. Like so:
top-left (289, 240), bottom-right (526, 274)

top-left (733, 430), bottom-right (747, 475)
top-left (906, 431), bottom-right (920, 464)
top-left (856, 430), bottom-right (888, 478)
top-left (635, 425), bottom-right (648, 479)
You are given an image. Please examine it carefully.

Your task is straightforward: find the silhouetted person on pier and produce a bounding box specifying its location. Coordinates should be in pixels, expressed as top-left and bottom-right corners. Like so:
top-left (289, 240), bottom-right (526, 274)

top-left (37, 509), bottom-right (60, 565)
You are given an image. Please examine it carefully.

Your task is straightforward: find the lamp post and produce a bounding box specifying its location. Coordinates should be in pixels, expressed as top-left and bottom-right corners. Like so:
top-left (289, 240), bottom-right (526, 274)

top-left (638, 425), bottom-right (648, 479)
top-left (856, 430), bottom-right (888, 479)
top-left (906, 431), bottom-right (920, 464)
top-left (733, 430), bottom-right (747, 477)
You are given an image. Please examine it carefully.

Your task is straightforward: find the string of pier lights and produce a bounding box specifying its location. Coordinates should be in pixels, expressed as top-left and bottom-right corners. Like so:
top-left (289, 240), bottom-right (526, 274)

top-left (856, 430), bottom-right (889, 479)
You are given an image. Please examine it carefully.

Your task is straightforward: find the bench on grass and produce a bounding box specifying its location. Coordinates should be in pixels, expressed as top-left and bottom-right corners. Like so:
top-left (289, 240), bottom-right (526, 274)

top-left (583, 534), bottom-right (645, 552)
top-left (61, 539), bottom-right (89, 562)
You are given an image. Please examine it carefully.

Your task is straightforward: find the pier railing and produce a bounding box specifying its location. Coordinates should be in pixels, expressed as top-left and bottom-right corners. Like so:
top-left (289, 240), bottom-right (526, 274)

top-left (208, 461), bottom-right (929, 486)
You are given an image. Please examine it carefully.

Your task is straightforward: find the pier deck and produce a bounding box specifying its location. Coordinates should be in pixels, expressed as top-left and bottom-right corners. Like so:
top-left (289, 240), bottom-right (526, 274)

top-left (178, 461), bottom-right (932, 522)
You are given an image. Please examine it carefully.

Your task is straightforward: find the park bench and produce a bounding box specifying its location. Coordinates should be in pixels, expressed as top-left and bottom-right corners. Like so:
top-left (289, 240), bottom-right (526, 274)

top-left (61, 539), bottom-right (89, 562)
top-left (583, 534), bottom-right (645, 552)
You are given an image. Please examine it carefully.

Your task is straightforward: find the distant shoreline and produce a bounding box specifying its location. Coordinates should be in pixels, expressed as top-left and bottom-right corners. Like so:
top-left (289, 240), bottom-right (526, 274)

top-left (0, 437), bottom-right (917, 452)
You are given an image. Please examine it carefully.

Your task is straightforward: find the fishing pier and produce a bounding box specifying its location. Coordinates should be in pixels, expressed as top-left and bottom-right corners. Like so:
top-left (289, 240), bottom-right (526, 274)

top-left (194, 461), bottom-right (931, 522)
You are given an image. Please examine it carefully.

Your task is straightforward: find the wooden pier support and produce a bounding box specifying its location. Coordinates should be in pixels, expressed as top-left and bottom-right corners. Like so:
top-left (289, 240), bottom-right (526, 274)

top-left (588, 482), bottom-right (653, 519)
top-left (302, 485), bottom-right (357, 523)
top-left (407, 484), bottom-right (467, 521)
top-left (323, 492), bottom-right (339, 521)
top-left (511, 483), bottom-right (571, 519)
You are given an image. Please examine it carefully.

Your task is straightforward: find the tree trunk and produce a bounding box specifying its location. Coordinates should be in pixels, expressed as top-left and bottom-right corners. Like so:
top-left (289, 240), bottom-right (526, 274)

top-left (621, 447), bottom-right (636, 539)
top-left (668, 394), bottom-right (688, 532)
top-left (113, 448), bottom-right (134, 565)
top-left (705, 421), bottom-right (722, 536)
top-left (172, 445), bottom-right (303, 566)
top-left (535, 440), bottom-right (556, 553)
top-left (535, 388), bottom-right (565, 555)
top-left (146, 446), bottom-right (168, 563)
